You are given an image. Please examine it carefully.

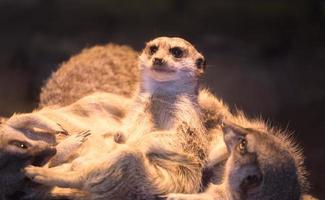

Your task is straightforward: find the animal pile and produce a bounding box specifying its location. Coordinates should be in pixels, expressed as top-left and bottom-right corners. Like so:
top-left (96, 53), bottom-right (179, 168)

top-left (0, 37), bottom-right (318, 200)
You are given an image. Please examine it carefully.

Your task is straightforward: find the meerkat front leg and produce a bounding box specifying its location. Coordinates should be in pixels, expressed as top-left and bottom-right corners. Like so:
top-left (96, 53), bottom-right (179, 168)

top-left (24, 166), bottom-right (83, 189)
top-left (48, 130), bottom-right (91, 167)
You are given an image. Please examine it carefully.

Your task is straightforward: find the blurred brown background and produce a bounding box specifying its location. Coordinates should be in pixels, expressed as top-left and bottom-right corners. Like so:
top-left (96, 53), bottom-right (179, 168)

top-left (0, 0), bottom-right (324, 198)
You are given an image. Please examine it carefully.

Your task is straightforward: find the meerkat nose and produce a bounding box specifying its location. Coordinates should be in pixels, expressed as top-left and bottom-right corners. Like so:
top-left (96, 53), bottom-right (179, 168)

top-left (153, 58), bottom-right (164, 66)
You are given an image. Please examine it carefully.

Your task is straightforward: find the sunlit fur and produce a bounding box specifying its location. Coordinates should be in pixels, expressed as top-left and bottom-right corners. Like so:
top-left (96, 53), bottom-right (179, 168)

top-left (23, 37), bottom-right (209, 199)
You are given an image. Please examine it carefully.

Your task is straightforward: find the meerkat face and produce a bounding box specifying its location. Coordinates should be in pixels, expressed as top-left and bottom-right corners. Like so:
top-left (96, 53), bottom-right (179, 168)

top-left (222, 124), bottom-right (263, 200)
top-left (0, 125), bottom-right (57, 196)
top-left (0, 126), bottom-right (56, 168)
top-left (139, 37), bottom-right (206, 82)
top-left (222, 123), bottom-right (301, 200)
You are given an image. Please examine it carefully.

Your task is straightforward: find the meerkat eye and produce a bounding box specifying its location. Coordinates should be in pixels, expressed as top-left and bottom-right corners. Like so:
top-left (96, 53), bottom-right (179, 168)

top-left (196, 58), bottom-right (206, 70)
top-left (170, 47), bottom-right (183, 58)
top-left (149, 45), bottom-right (158, 55)
top-left (9, 140), bottom-right (29, 149)
top-left (238, 138), bottom-right (247, 153)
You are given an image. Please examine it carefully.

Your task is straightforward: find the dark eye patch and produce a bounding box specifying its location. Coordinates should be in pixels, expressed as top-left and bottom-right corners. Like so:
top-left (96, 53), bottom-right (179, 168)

top-left (196, 58), bottom-right (206, 70)
top-left (149, 45), bottom-right (158, 55)
top-left (170, 47), bottom-right (184, 58)
top-left (9, 140), bottom-right (29, 149)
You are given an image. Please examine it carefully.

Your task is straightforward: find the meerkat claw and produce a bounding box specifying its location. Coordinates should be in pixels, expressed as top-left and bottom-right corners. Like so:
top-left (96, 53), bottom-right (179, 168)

top-left (56, 123), bottom-right (69, 135)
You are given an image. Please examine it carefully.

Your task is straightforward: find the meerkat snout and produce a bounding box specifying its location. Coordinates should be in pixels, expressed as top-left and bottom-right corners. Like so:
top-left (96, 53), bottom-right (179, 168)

top-left (153, 57), bottom-right (165, 66)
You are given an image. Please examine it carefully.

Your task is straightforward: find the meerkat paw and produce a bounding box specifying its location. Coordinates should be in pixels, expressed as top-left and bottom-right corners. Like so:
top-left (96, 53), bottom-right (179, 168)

top-left (48, 130), bottom-right (91, 167)
top-left (24, 166), bottom-right (56, 185)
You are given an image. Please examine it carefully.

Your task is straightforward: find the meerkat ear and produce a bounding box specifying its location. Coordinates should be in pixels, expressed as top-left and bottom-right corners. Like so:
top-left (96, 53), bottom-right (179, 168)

top-left (222, 122), bottom-right (246, 151)
top-left (195, 57), bottom-right (206, 75)
top-left (0, 117), bottom-right (6, 124)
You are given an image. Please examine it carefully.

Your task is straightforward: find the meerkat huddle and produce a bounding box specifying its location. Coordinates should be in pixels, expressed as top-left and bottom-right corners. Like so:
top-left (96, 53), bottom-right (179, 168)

top-left (0, 37), bottom-right (318, 200)
top-left (22, 37), bottom-right (209, 199)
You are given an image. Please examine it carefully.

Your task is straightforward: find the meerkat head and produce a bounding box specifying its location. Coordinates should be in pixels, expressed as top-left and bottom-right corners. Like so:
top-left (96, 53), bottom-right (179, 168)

top-left (139, 37), bottom-right (206, 84)
top-left (0, 125), bottom-right (56, 168)
top-left (222, 122), bottom-right (304, 200)
top-left (0, 125), bottom-right (57, 196)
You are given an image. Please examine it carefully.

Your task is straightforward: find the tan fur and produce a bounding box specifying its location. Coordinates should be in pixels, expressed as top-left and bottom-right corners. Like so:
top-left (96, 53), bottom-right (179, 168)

top-left (40, 44), bottom-right (139, 108)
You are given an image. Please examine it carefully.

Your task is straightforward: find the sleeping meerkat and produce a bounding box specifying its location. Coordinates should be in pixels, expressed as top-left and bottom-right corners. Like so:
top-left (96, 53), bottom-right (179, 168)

top-left (24, 37), bottom-right (209, 199)
top-left (0, 92), bottom-right (132, 199)
top-left (166, 121), bottom-right (312, 200)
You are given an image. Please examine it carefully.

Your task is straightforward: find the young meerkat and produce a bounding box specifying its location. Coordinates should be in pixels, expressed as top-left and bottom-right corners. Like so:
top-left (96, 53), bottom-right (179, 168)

top-left (24, 37), bottom-right (209, 199)
top-left (166, 121), bottom-right (312, 200)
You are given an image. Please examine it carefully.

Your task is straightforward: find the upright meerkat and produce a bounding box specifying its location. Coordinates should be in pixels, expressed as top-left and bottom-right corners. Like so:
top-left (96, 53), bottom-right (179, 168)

top-left (24, 37), bottom-right (209, 199)
top-left (166, 121), bottom-right (311, 200)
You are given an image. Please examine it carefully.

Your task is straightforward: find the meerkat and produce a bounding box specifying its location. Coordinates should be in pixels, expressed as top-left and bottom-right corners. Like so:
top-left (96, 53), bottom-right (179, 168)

top-left (23, 37), bottom-right (209, 199)
top-left (39, 44), bottom-right (139, 108)
top-left (38, 41), bottom-right (232, 184)
top-left (0, 92), bottom-right (132, 199)
top-left (166, 121), bottom-right (311, 200)
top-left (37, 41), bottom-right (230, 164)
top-left (194, 91), bottom-right (317, 199)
